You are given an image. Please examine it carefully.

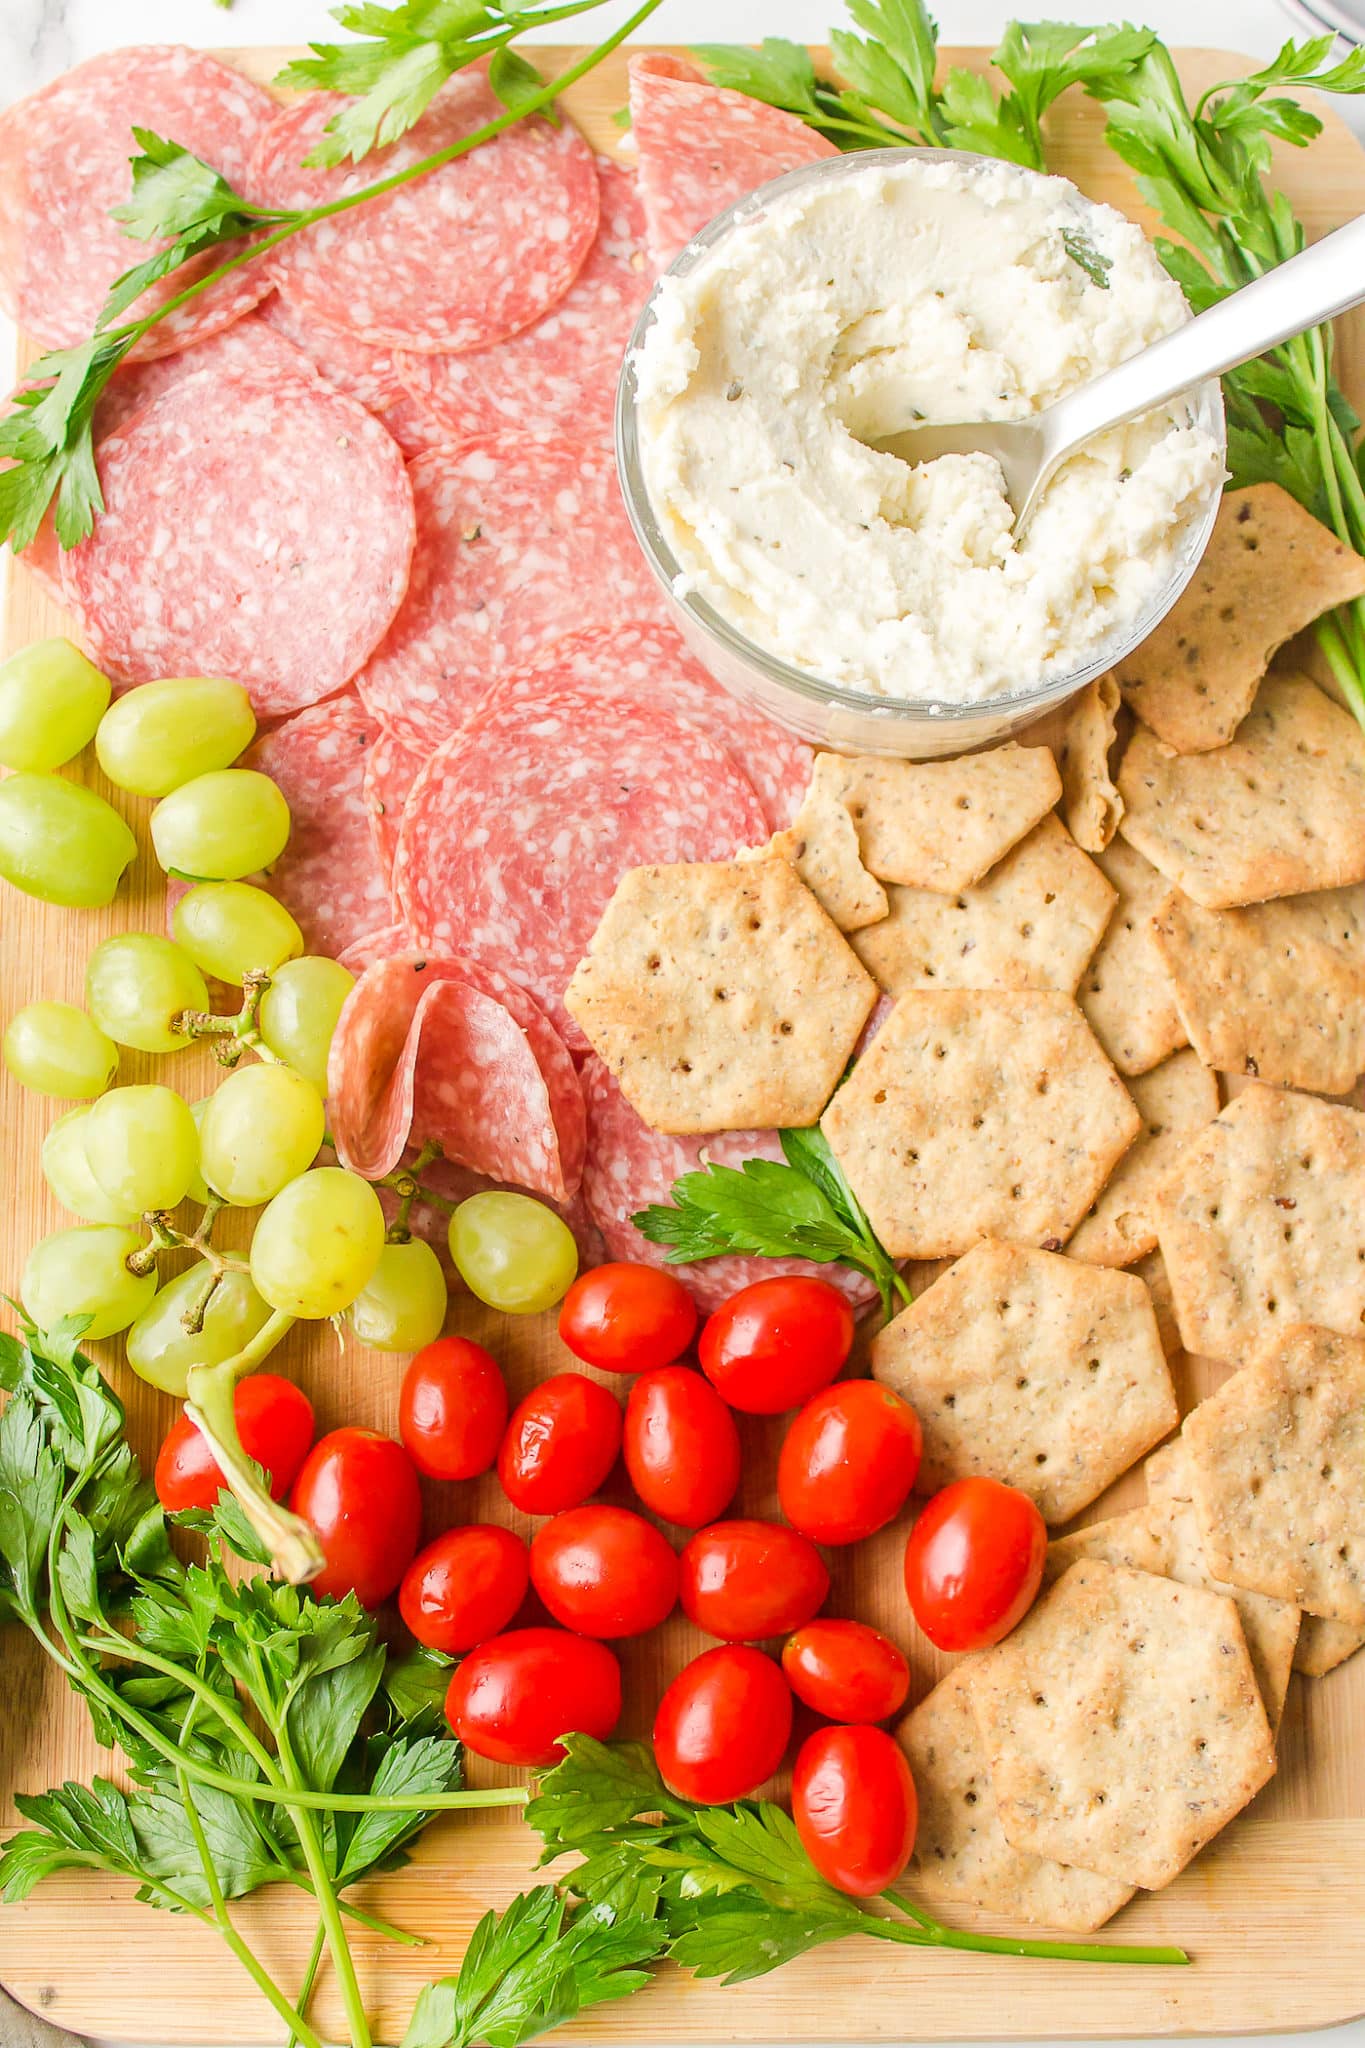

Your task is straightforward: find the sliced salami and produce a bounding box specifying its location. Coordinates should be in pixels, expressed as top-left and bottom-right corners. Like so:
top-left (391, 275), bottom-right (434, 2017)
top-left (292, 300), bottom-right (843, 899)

top-left (60, 364), bottom-right (415, 717)
top-left (396, 157), bottom-right (650, 447)
top-left (247, 71), bottom-right (599, 353)
top-left (246, 694), bottom-right (394, 960)
top-left (95, 313), bottom-right (315, 441)
top-left (373, 392), bottom-right (454, 460)
top-left (627, 52), bottom-right (838, 271)
top-left (336, 925), bottom-right (410, 976)
top-left (393, 682), bottom-right (768, 1043)
top-left (355, 434), bottom-right (660, 747)
top-left (363, 727), bottom-right (427, 882)
top-left (256, 288), bottom-right (404, 411)
top-left (327, 952), bottom-right (586, 1202)
top-left (0, 48), bottom-right (274, 359)
top-left (580, 1055), bottom-right (876, 1314)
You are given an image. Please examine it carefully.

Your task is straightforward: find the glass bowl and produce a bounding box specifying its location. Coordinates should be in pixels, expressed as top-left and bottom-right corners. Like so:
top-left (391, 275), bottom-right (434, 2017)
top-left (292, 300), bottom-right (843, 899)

top-left (615, 148), bottom-right (1226, 761)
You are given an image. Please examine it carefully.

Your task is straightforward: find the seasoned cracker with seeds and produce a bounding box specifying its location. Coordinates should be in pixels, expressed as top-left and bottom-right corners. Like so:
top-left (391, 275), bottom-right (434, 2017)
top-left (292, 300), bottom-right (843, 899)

top-left (1058, 673), bottom-right (1124, 852)
top-left (1066, 1050), bottom-right (1220, 1268)
top-left (820, 991), bottom-right (1141, 1262)
top-left (813, 745), bottom-right (1062, 894)
top-left (564, 858), bottom-right (876, 1136)
top-left (756, 754), bottom-right (888, 933)
top-left (968, 1559), bottom-right (1276, 1891)
top-left (1077, 836), bottom-right (1189, 1077)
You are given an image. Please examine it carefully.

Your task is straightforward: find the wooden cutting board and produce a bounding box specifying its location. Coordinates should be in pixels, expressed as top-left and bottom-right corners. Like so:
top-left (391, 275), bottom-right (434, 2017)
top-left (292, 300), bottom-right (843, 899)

top-left (3, 40), bottom-right (1365, 2048)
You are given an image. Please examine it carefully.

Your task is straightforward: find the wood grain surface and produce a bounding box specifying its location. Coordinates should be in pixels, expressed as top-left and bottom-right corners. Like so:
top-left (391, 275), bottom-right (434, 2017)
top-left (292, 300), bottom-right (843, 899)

top-left (2, 40), bottom-right (1364, 2047)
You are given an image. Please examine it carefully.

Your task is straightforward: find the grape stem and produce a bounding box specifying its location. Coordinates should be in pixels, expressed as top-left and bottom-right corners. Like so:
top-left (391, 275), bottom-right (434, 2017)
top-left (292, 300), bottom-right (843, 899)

top-left (175, 969), bottom-right (274, 1069)
top-left (139, 1211), bottom-right (251, 1279)
top-left (385, 1139), bottom-right (443, 1241)
top-left (183, 1309), bottom-right (323, 1583)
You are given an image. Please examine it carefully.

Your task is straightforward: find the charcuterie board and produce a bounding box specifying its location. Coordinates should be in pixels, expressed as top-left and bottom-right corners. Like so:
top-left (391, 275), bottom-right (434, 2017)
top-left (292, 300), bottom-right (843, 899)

top-left (3, 39), bottom-right (1365, 2048)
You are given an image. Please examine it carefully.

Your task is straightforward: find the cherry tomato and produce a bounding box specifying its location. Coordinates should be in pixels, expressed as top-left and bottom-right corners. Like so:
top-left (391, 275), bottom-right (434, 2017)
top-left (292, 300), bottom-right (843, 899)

top-left (781, 1620), bottom-right (910, 1724)
top-left (289, 1427), bottom-right (422, 1608)
top-left (154, 1373), bottom-right (314, 1513)
top-left (530, 1504), bottom-right (679, 1639)
top-left (622, 1366), bottom-right (741, 1528)
top-left (680, 1519), bottom-right (829, 1642)
top-left (791, 1724), bottom-right (918, 1897)
top-left (399, 1524), bottom-right (529, 1654)
top-left (653, 1644), bottom-right (792, 1803)
top-left (497, 1371), bottom-right (622, 1515)
top-left (778, 1382), bottom-right (922, 1545)
top-left (445, 1625), bottom-right (622, 1766)
top-left (903, 1477), bottom-right (1047, 1652)
top-left (558, 1262), bottom-right (697, 1374)
top-left (399, 1335), bottom-right (508, 1481)
top-left (699, 1276), bottom-right (853, 1414)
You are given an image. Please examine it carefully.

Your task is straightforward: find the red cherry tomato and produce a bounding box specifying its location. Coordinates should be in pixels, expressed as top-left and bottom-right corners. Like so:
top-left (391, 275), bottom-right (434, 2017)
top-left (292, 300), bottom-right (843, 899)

top-left (903, 1477), bottom-right (1048, 1652)
top-left (399, 1335), bottom-right (508, 1481)
top-left (444, 1625), bottom-right (622, 1766)
top-left (622, 1366), bottom-right (741, 1529)
top-left (699, 1276), bottom-right (854, 1414)
top-left (399, 1524), bottom-right (529, 1654)
top-left (791, 1724), bottom-right (918, 1897)
top-left (497, 1372), bottom-right (622, 1515)
top-left (680, 1519), bottom-right (829, 1642)
top-left (558, 1262), bottom-right (697, 1374)
top-left (289, 1427), bottom-right (422, 1608)
top-left (154, 1373), bottom-right (314, 1513)
top-left (781, 1620), bottom-right (910, 1724)
top-left (778, 1382), bottom-right (922, 1545)
top-left (530, 1504), bottom-right (679, 1639)
top-left (653, 1645), bottom-right (792, 1803)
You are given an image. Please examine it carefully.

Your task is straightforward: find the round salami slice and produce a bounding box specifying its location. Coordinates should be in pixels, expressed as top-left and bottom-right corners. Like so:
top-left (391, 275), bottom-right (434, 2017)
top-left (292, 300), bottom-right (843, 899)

top-left (393, 682), bottom-right (768, 1044)
top-left (396, 157), bottom-right (650, 447)
top-left (60, 365), bottom-right (415, 716)
top-left (327, 952), bottom-right (586, 1202)
top-left (256, 287), bottom-right (404, 411)
top-left (247, 71), bottom-right (599, 353)
top-left (247, 694), bottom-right (394, 961)
top-left (0, 48), bottom-right (275, 359)
top-left (335, 925), bottom-right (410, 977)
top-left (580, 1056), bottom-right (877, 1314)
top-left (373, 392), bottom-right (453, 459)
top-left (95, 313), bottom-right (315, 441)
top-left (355, 434), bottom-right (660, 746)
top-left (363, 727), bottom-right (427, 882)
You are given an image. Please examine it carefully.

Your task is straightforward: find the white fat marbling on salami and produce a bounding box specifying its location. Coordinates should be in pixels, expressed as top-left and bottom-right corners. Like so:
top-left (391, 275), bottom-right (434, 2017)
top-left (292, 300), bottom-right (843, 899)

top-left (95, 314), bottom-right (316, 441)
top-left (256, 287), bottom-right (404, 411)
top-left (363, 727), bottom-right (427, 883)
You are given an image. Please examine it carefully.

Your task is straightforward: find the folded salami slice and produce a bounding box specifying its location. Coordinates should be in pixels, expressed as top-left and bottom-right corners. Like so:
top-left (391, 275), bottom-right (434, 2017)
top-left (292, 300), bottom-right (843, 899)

top-left (393, 682), bottom-right (768, 1044)
top-left (355, 434), bottom-right (660, 746)
top-left (627, 53), bottom-right (838, 271)
top-left (0, 47), bottom-right (274, 358)
top-left (256, 288), bottom-right (404, 411)
top-left (328, 953), bottom-right (586, 1203)
top-left (363, 727), bottom-right (427, 882)
top-left (247, 71), bottom-right (599, 353)
top-left (61, 365), bottom-right (415, 717)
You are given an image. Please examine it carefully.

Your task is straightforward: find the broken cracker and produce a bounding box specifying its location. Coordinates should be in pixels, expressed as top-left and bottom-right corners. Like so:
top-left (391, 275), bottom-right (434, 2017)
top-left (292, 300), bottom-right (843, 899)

top-left (1058, 673), bottom-right (1124, 851)
top-left (757, 754), bottom-right (888, 932)
top-left (817, 744), bottom-right (1062, 894)
top-left (1295, 1613), bottom-right (1365, 1677)
top-left (872, 1240), bottom-right (1176, 1523)
top-left (564, 857), bottom-right (875, 1135)
top-left (1066, 1050), bottom-right (1220, 1268)
top-left (1077, 836), bottom-right (1189, 1077)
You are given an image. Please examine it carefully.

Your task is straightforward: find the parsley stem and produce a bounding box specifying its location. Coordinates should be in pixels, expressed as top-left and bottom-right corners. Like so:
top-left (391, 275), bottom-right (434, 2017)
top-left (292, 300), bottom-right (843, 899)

top-left (274, 1716), bottom-right (374, 2048)
top-left (864, 1913), bottom-right (1189, 1968)
top-left (289, 1923), bottom-right (327, 2048)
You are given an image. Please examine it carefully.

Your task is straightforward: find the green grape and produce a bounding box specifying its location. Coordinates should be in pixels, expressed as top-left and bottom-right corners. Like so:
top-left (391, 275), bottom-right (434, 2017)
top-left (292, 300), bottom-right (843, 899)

top-left (0, 639), bottom-right (111, 772)
top-left (85, 934), bottom-right (210, 1053)
top-left (449, 1191), bottom-right (578, 1316)
top-left (3, 1001), bottom-right (118, 1098)
top-left (250, 1166), bottom-right (385, 1319)
top-left (150, 769), bottom-right (290, 882)
top-left (0, 773), bottom-right (137, 907)
top-left (199, 1063), bottom-right (325, 1207)
top-left (347, 1238), bottom-right (448, 1352)
top-left (95, 676), bottom-right (256, 798)
top-left (83, 1084), bottom-right (200, 1215)
top-left (186, 1097), bottom-right (212, 1206)
top-left (256, 955), bottom-right (354, 1093)
top-left (172, 881), bottom-right (303, 985)
top-left (125, 1264), bottom-right (274, 1397)
top-left (42, 1107), bottom-right (138, 1225)
top-left (21, 1224), bottom-right (157, 1340)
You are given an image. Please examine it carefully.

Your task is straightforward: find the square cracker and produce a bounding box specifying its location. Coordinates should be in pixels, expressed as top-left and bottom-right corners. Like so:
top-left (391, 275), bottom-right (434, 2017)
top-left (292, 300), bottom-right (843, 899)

top-left (564, 858), bottom-right (875, 1135)
top-left (1066, 1050), bottom-right (1220, 1267)
top-left (871, 1240), bottom-right (1176, 1523)
top-left (1058, 673), bottom-right (1124, 852)
top-left (1184, 1324), bottom-right (1365, 1626)
top-left (1117, 672), bottom-right (1365, 908)
top-left (821, 991), bottom-right (1141, 1261)
top-left (1045, 1499), bottom-right (1300, 1730)
top-left (969, 1559), bottom-right (1276, 1890)
top-left (1133, 1249), bottom-right (1182, 1358)
top-left (899, 1666), bottom-right (1134, 1933)
top-left (756, 754), bottom-right (888, 933)
top-left (850, 817), bottom-right (1115, 999)
top-left (1077, 837), bottom-right (1188, 1077)
top-left (1151, 885), bottom-right (1365, 1097)
top-left (1144, 1435), bottom-right (1193, 1501)
top-left (1151, 1085), bottom-right (1365, 1358)
top-left (1115, 485), bottom-right (1365, 754)
top-left (817, 744), bottom-right (1062, 894)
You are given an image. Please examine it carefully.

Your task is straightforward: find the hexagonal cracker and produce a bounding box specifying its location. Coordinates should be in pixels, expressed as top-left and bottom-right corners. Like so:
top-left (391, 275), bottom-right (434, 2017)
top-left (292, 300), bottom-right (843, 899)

top-left (564, 856), bottom-right (876, 1135)
top-left (820, 991), bottom-right (1140, 1260)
